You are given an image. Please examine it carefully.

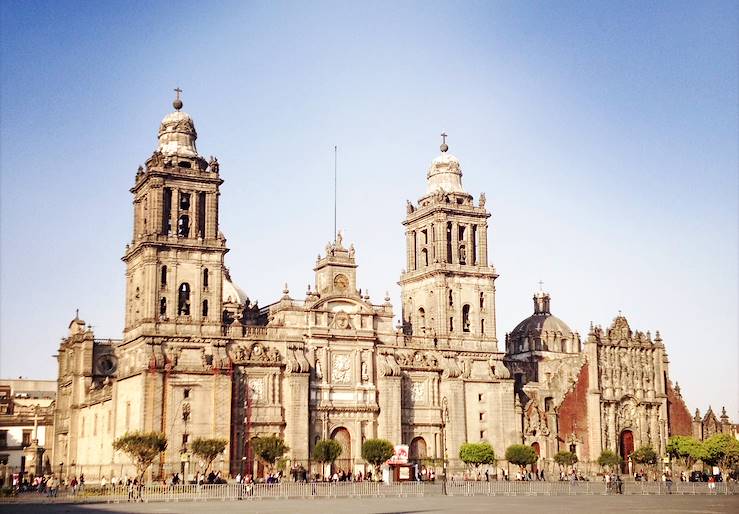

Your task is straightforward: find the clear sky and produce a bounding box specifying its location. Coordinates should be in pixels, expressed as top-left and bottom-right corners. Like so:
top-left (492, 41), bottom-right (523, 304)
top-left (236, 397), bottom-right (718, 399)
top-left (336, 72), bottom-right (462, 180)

top-left (1, 1), bottom-right (737, 418)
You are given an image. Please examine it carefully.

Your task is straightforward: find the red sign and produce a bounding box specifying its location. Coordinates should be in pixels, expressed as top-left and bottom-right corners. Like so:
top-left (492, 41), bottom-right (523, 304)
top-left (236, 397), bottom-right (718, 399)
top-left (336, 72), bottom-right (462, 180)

top-left (387, 444), bottom-right (409, 464)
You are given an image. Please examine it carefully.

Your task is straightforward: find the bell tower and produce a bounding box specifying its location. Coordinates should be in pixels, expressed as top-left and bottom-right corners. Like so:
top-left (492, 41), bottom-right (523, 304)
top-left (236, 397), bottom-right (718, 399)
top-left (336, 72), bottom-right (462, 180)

top-left (122, 91), bottom-right (227, 341)
top-left (399, 135), bottom-right (498, 350)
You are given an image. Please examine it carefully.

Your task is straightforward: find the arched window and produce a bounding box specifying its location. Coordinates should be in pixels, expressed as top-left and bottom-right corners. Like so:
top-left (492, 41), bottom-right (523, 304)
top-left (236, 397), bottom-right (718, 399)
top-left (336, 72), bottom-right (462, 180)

top-left (480, 318), bottom-right (485, 334)
top-left (178, 283), bottom-right (191, 316)
top-left (159, 297), bottom-right (167, 316)
top-left (160, 265), bottom-right (167, 287)
top-left (421, 248), bottom-right (428, 266)
top-left (448, 290), bottom-right (453, 307)
top-left (479, 292), bottom-right (484, 309)
top-left (203, 268), bottom-right (209, 288)
top-left (462, 304), bottom-right (471, 332)
top-left (202, 299), bottom-right (209, 318)
top-left (418, 307), bottom-right (426, 332)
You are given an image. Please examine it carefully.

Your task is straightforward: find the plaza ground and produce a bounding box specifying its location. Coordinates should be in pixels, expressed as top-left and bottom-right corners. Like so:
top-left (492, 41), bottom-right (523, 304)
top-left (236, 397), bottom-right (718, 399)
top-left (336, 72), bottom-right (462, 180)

top-left (1, 495), bottom-right (738, 514)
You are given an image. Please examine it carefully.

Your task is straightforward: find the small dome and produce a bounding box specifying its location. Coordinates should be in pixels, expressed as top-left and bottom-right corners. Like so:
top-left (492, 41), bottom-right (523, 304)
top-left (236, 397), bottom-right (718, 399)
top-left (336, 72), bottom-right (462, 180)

top-left (511, 313), bottom-right (574, 338)
top-left (223, 273), bottom-right (247, 305)
top-left (511, 291), bottom-right (575, 338)
top-left (426, 152), bottom-right (464, 194)
top-left (157, 110), bottom-right (198, 158)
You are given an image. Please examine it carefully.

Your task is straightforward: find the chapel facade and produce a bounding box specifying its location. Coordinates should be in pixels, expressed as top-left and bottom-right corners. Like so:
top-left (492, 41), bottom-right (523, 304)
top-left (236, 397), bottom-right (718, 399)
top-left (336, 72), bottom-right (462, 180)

top-left (52, 97), bottom-right (730, 481)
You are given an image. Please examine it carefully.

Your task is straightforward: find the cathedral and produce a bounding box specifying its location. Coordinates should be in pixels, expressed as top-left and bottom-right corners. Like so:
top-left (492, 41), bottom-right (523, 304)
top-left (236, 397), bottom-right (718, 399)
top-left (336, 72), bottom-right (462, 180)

top-left (52, 96), bottom-right (730, 481)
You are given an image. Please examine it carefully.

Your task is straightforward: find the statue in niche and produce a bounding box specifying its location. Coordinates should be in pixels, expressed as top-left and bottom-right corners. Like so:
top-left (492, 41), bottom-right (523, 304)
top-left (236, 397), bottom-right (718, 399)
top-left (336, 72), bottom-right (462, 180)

top-left (361, 361), bottom-right (369, 381)
top-left (315, 360), bottom-right (323, 379)
top-left (458, 245), bottom-right (466, 265)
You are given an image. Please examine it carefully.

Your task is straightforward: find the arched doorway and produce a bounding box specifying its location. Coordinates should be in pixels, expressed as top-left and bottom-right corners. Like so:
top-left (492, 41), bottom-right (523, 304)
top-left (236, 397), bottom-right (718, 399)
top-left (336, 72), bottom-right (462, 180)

top-left (409, 436), bottom-right (427, 462)
top-left (331, 427), bottom-right (352, 473)
top-left (620, 430), bottom-right (634, 474)
top-left (531, 442), bottom-right (540, 474)
top-left (247, 436), bottom-right (264, 478)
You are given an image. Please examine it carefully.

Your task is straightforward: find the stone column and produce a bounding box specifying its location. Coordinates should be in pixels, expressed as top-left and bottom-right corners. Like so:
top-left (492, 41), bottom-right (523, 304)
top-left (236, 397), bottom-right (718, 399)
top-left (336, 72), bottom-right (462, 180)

top-left (406, 230), bottom-right (414, 271)
top-left (451, 222), bottom-right (459, 264)
top-left (171, 189), bottom-right (179, 237)
top-left (608, 403), bottom-right (617, 451)
top-left (205, 193), bottom-right (215, 240)
top-left (440, 379), bottom-right (466, 472)
top-left (377, 375), bottom-right (402, 445)
top-left (649, 406), bottom-right (659, 447)
top-left (354, 349), bottom-right (362, 386)
top-left (435, 221), bottom-right (444, 264)
top-left (366, 350), bottom-right (374, 382)
top-left (284, 373), bottom-right (310, 463)
top-left (479, 222), bottom-right (489, 266)
top-left (466, 224), bottom-right (473, 266)
top-left (192, 192), bottom-right (200, 238)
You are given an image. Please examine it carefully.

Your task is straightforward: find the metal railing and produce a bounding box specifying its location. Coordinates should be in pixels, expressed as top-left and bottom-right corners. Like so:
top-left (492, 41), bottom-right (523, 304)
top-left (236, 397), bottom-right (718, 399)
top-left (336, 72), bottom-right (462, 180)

top-left (1, 480), bottom-right (735, 504)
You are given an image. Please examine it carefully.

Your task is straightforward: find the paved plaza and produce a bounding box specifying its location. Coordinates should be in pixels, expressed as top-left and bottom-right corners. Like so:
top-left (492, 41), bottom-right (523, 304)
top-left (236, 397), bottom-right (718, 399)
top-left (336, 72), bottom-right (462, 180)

top-left (1, 495), bottom-right (739, 514)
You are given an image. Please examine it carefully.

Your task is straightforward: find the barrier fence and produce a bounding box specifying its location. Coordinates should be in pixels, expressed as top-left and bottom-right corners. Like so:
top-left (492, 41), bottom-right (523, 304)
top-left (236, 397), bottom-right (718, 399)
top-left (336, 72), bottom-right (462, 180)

top-left (1, 480), bottom-right (735, 504)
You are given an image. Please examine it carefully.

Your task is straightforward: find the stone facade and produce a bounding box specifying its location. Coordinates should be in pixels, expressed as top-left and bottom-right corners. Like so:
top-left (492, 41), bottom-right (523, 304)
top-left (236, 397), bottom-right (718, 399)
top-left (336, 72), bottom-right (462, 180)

top-left (51, 98), bottom-right (733, 481)
top-left (0, 379), bottom-right (56, 485)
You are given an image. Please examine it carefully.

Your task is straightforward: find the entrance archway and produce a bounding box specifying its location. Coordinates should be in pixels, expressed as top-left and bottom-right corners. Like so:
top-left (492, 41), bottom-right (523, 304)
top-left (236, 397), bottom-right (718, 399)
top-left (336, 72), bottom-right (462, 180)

top-left (410, 436), bottom-right (427, 461)
top-left (531, 442), bottom-right (540, 474)
top-left (620, 430), bottom-right (634, 473)
top-left (331, 427), bottom-right (352, 473)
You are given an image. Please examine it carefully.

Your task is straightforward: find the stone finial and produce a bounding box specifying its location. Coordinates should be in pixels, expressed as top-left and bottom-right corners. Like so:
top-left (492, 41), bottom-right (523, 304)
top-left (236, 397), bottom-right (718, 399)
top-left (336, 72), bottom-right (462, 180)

top-left (674, 382), bottom-right (681, 397)
top-left (384, 291), bottom-right (391, 303)
top-left (282, 283), bottom-right (290, 299)
top-left (720, 406), bottom-right (729, 421)
top-left (694, 408), bottom-right (701, 421)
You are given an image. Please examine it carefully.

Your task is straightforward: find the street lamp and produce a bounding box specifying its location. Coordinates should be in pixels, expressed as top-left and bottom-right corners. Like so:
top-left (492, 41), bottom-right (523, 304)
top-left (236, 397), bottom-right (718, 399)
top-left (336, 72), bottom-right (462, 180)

top-left (441, 396), bottom-right (449, 495)
top-left (59, 462), bottom-right (63, 479)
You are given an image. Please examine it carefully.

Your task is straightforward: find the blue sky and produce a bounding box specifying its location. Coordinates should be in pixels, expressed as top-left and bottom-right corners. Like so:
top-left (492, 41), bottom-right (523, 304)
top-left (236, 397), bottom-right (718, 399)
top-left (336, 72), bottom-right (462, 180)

top-left (1, 1), bottom-right (737, 418)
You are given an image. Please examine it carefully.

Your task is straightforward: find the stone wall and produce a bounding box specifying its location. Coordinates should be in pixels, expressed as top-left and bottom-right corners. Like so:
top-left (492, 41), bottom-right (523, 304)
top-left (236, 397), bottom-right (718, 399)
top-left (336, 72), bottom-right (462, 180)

top-left (557, 362), bottom-right (589, 459)
top-left (666, 381), bottom-right (692, 437)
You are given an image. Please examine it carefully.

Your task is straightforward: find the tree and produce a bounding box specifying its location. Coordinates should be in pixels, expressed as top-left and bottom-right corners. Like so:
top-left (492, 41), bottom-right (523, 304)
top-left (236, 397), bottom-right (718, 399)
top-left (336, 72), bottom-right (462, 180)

top-left (190, 437), bottom-right (228, 475)
top-left (505, 445), bottom-right (538, 470)
top-left (113, 431), bottom-right (167, 483)
top-left (553, 451), bottom-right (578, 469)
top-left (313, 439), bottom-right (343, 477)
top-left (459, 442), bottom-right (496, 470)
top-left (666, 435), bottom-right (705, 470)
top-left (597, 449), bottom-right (622, 470)
top-left (702, 433), bottom-right (739, 471)
top-left (632, 446), bottom-right (658, 468)
top-left (252, 435), bottom-right (289, 474)
top-left (361, 439), bottom-right (395, 479)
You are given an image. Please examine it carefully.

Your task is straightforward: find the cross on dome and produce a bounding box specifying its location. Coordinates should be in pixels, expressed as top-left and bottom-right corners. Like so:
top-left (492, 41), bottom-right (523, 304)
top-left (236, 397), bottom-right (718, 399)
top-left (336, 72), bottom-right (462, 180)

top-left (440, 132), bottom-right (449, 152)
top-left (173, 87), bottom-right (183, 111)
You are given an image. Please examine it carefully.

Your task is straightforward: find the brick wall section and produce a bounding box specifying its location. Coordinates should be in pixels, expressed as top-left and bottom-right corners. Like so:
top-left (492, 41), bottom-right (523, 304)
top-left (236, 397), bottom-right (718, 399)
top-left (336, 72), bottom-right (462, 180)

top-left (666, 380), bottom-right (693, 436)
top-left (558, 362), bottom-right (589, 458)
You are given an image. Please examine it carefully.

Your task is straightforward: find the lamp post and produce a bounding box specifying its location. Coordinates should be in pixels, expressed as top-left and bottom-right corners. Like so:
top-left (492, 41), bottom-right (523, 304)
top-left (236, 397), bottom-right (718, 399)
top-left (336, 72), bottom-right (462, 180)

top-left (441, 396), bottom-right (449, 495)
top-left (59, 462), bottom-right (64, 479)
